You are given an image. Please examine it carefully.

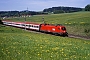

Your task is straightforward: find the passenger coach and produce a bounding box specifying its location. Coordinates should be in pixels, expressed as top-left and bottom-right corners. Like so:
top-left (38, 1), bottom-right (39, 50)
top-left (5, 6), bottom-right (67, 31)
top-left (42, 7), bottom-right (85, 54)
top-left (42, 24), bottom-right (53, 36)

top-left (2, 20), bottom-right (68, 36)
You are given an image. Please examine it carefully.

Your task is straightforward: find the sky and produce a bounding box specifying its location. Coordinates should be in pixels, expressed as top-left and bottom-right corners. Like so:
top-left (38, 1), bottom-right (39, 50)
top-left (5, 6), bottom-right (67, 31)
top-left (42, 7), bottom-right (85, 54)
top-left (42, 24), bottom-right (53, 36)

top-left (0, 0), bottom-right (90, 11)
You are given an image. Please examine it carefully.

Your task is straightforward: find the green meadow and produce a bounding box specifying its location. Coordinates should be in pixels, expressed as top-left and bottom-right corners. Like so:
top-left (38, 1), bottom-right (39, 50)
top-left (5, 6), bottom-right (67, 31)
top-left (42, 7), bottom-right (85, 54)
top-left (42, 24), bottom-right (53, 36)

top-left (7, 11), bottom-right (90, 36)
top-left (0, 12), bottom-right (90, 60)
top-left (0, 25), bottom-right (90, 60)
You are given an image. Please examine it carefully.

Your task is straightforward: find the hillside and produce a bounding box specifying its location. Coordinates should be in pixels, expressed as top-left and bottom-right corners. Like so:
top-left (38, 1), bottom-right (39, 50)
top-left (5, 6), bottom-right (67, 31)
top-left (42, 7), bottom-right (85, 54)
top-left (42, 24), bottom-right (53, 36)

top-left (0, 24), bottom-right (90, 60)
top-left (43, 6), bottom-right (82, 13)
top-left (5, 11), bottom-right (90, 37)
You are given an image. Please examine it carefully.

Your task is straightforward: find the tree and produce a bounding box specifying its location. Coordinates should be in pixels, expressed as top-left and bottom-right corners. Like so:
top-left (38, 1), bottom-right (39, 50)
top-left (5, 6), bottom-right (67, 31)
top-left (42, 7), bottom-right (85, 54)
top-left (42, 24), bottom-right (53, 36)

top-left (0, 20), bottom-right (3, 24)
top-left (53, 10), bottom-right (64, 14)
top-left (85, 4), bottom-right (90, 11)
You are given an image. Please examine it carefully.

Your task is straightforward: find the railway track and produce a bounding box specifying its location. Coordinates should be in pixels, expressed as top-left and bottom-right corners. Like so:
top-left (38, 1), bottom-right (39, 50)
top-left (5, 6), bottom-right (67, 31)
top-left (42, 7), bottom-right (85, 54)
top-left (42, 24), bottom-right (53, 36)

top-left (68, 34), bottom-right (90, 40)
top-left (25, 29), bottom-right (90, 40)
top-left (2, 24), bottom-right (90, 40)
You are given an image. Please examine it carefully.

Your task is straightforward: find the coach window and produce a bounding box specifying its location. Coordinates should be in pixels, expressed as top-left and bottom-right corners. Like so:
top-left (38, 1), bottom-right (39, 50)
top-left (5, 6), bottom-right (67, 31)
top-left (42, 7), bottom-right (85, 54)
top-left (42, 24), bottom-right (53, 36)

top-left (34, 26), bottom-right (36, 28)
top-left (26, 25), bottom-right (28, 26)
top-left (22, 24), bottom-right (25, 26)
top-left (16, 24), bottom-right (20, 25)
top-left (9, 22), bottom-right (12, 24)
top-left (36, 26), bottom-right (39, 28)
top-left (34, 26), bottom-right (38, 28)
top-left (5, 22), bottom-right (7, 24)
top-left (29, 25), bottom-right (31, 27)
top-left (32, 25), bottom-right (33, 27)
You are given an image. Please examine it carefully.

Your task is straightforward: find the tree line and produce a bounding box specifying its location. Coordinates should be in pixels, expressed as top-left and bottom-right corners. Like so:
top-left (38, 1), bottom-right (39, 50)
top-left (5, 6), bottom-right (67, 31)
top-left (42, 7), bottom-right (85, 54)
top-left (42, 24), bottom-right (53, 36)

top-left (43, 6), bottom-right (83, 13)
top-left (0, 10), bottom-right (48, 17)
top-left (0, 4), bottom-right (90, 17)
top-left (43, 4), bottom-right (90, 14)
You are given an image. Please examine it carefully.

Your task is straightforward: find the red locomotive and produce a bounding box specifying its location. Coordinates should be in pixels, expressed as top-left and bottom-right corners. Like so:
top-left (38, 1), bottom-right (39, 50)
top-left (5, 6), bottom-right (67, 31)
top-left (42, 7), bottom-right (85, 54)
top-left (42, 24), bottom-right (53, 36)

top-left (2, 20), bottom-right (68, 36)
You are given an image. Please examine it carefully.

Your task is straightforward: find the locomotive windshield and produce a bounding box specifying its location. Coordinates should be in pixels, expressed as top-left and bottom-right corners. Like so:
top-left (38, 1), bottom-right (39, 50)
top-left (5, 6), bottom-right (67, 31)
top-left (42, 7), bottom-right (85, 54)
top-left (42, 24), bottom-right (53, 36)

top-left (61, 27), bottom-right (66, 30)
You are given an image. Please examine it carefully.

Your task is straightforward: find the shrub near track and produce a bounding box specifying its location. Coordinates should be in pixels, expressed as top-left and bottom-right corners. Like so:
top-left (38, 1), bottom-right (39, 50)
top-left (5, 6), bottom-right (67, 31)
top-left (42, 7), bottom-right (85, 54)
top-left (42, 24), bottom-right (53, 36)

top-left (0, 25), bottom-right (90, 60)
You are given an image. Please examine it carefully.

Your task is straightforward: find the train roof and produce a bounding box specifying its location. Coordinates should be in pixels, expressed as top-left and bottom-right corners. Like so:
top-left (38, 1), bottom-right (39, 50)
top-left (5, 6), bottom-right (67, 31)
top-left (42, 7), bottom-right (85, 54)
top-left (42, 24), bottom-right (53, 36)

top-left (2, 20), bottom-right (64, 26)
top-left (25, 22), bottom-right (40, 25)
top-left (41, 23), bottom-right (63, 26)
top-left (2, 20), bottom-right (40, 25)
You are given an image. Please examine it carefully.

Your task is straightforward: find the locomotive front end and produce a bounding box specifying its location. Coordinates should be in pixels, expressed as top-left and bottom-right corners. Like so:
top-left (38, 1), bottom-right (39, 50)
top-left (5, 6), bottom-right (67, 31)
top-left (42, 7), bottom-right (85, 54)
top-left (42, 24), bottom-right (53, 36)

top-left (60, 26), bottom-right (68, 36)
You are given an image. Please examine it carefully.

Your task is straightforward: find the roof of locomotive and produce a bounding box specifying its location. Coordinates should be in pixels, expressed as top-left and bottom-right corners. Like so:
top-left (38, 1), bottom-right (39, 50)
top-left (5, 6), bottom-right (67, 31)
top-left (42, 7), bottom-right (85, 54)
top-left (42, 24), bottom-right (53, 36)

top-left (41, 23), bottom-right (63, 26)
top-left (41, 24), bottom-right (67, 28)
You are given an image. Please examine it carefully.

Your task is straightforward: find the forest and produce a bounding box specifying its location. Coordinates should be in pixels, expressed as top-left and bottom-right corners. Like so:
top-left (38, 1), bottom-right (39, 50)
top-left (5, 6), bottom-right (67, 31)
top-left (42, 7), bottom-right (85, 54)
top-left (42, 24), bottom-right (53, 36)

top-left (43, 6), bottom-right (83, 13)
top-left (0, 10), bottom-right (48, 17)
top-left (0, 4), bottom-right (90, 17)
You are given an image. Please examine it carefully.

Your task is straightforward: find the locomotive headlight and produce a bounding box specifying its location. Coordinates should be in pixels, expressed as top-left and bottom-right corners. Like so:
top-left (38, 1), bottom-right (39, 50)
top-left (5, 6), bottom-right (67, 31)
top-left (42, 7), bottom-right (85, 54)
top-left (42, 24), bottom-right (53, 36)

top-left (60, 27), bottom-right (61, 29)
top-left (63, 31), bottom-right (66, 33)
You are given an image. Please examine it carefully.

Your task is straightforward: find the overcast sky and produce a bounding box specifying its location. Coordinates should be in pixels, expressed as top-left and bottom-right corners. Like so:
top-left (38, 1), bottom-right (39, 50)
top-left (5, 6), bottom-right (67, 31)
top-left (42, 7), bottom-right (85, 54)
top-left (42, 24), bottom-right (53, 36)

top-left (0, 0), bottom-right (90, 11)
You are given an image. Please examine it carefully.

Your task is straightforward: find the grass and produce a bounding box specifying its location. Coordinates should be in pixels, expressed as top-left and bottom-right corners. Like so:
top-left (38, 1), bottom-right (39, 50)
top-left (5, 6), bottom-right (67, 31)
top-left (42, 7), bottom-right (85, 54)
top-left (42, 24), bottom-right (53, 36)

top-left (0, 24), bottom-right (90, 60)
top-left (6, 12), bottom-right (90, 23)
top-left (6, 11), bottom-right (90, 36)
top-left (1, 11), bottom-right (90, 60)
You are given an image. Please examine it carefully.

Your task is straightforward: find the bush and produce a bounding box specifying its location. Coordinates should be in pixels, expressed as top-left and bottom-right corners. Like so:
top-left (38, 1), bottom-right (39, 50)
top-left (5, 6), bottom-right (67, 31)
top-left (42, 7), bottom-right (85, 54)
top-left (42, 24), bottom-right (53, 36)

top-left (0, 20), bottom-right (3, 24)
top-left (84, 29), bottom-right (90, 33)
